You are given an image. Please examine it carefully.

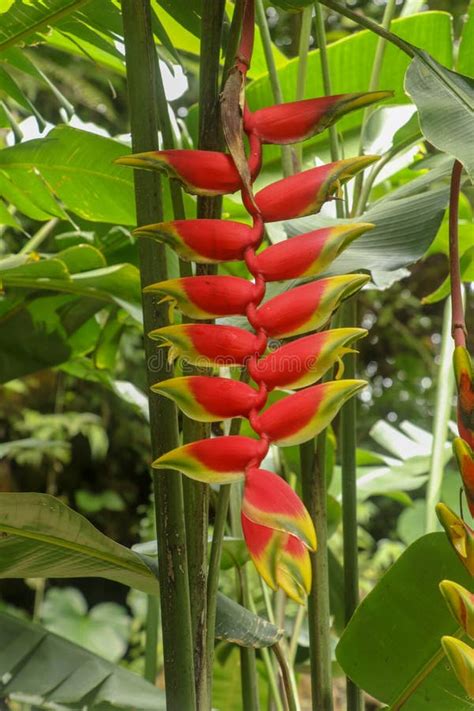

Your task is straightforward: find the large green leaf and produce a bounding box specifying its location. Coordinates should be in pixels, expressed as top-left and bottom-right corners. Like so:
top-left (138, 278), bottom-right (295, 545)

top-left (458, 0), bottom-right (474, 77)
top-left (0, 125), bottom-right (136, 224)
top-left (0, 492), bottom-right (281, 649)
top-left (405, 51), bottom-right (474, 180)
top-left (0, 0), bottom-right (92, 52)
top-left (336, 533), bottom-right (473, 709)
top-left (0, 612), bottom-right (166, 710)
top-left (0, 492), bottom-right (161, 594)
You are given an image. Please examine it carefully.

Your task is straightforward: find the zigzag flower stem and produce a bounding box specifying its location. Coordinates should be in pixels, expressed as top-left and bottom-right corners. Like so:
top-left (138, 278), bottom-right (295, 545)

top-left (117, 0), bottom-right (389, 693)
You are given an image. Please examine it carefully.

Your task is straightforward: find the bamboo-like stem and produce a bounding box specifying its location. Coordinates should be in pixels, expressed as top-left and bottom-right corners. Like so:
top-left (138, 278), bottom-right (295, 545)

top-left (272, 642), bottom-right (300, 711)
top-left (425, 298), bottom-right (455, 532)
top-left (339, 300), bottom-right (362, 711)
top-left (351, 0), bottom-right (397, 215)
top-left (120, 3), bottom-right (196, 709)
top-left (19, 218), bottom-right (59, 254)
top-left (318, 0), bottom-right (414, 57)
top-left (300, 436), bottom-right (333, 711)
top-left (449, 161), bottom-right (466, 348)
top-left (314, 3), bottom-right (340, 167)
top-left (144, 594), bottom-right (159, 683)
top-left (295, 6), bottom-right (313, 166)
top-left (240, 567), bottom-right (261, 711)
top-left (288, 606), bottom-right (306, 667)
top-left (255, 0), bottom-right (294, 176)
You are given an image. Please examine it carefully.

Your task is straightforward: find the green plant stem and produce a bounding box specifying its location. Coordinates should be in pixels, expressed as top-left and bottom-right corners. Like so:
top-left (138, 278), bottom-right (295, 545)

top-left (339, 300), bottom-right (362, 711)
top-left (272, 642), bottom-right (300, 711)
top-left (314, 3), bottom-right (340, 166)
top-left (318, 0), bottom-right (414, 57)
top-left (255, 0), bottom-right (294, 176)
top-left (425, 298), bottom-right (455, 532)
top-left (449, 161), bottom-right (466, 348)
top-left (144, 594), bottom-right (159, 683)
top-left (351, 0), bottom-right (397, 215)
top-left (222, 0), bottom-right (246, 87)
top-left (19, 218), bottom-right (59, 255)
top-left (300, 435), bottom-right (333, 711)
top-left (288, 605), bottom-right (305, 667)
top-left (294, 6), bottom-right (313, 167)
top-left (121, 3), bottom-right (196, 709)
top-left (240, 568), bottom-right (261, 711)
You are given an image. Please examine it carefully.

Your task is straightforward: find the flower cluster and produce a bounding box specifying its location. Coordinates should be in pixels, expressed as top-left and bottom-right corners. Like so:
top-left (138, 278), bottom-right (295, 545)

top-left (117, 1), bottom-right (387, 603)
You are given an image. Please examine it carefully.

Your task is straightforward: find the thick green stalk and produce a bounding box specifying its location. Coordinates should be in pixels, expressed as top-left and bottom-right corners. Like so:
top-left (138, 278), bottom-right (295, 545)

top-left (351, 0), bottom-right (397, 215)
top-left (255, 0), bottom-right (294, 176)
top-left (314, 3), bottom-right (340, 167)
top-left (120, 3), bottom-right (196, 709)
top-left (300, 436), bottom-right (333, 711)
top-left (295, 6), bottom-right (313, 166)
top-left (272, 642), bottom-right (300, 711)
top-left (144, 595), bottom-right (159, 683)
top-left (425, 298), bottom-right (455, 532)
top-left (339, 300), bottom-right (362, 711)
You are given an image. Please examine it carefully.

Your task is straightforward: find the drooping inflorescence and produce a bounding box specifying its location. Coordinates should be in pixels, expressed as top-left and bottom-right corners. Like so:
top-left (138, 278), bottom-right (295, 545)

top-left (117, 0), bottom-right (388, 603)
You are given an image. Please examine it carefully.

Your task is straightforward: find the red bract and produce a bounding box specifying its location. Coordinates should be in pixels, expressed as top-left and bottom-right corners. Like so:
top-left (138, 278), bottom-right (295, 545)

top-left (254, 224), bottom-right (374, 281)
top-left (454, 346), bottom-right (474, 450)
top-left (257, 379), bottom-right (366, 446)
top-left (149, 323), bottom-right (264, 367)
top-left (453, 437), bottom-right (474, 517)
top-left (144, 275), bottom-right (258, 319)
top-left (151, 376), bottom-right (261, 422)
top-left (134, 219), bottom-right (259, 264)
top-left (256, 274), bottom-right (369, 338)
top-left (253, 156), bottom-right (378, 222)
top-left (249, 328), bottom-right (367, 390)
top-left (116, 148), bottom-right (260, 196)
top-left (153, 436), bottom-right (267, 484)
top-left (245, 92), bottom-right (392, 145)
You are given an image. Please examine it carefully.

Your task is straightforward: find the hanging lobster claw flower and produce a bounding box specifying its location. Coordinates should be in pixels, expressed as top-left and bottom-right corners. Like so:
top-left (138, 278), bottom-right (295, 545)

top-left (257, 379), bottom-right (366, 447)
top-left (116, 149), bottom-right (257, 197)
top-left (254, 224), bottom-right (374, 282)
top-left (453, 437), bottom-right (474, 517)
top-left (436, 503), bottom-right (474, 576)
top-left (441, 636), bottom-right (474, 697)
top-left (454, 346), bottom-right (474, 450)
top-left (152, 436), bottom-right (266, 484)
top-left (243, 468), bottom-right (316, 549)
top-left (241, 515), bottom-right (311, 604)
top-left (149, 324), bottom-right (264, 367)
top-left (439, 580), bottom-right (474, 639)
top-left (253, 156), bottom-right (378, 222)
top-left (256, 274), bottom-right (369, 339)
top-left (144, 276), bottom-right (257, 320)
top-left (151, 376), bottom-right (261, 422)
top-left (134, 219), bottom-right (258, 264)
top-left (245, 92), bottom-right (392, 145)
top-left (250, 328), bottom-right (367, 390)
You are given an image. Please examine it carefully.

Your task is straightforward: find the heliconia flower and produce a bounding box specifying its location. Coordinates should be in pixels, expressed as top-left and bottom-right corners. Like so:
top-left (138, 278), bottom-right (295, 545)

top-left (243, 467), bottom-right (316, 547)
top-left (441, 636), bottom-right (474, 698)
top-left (151, 376), bottom-right (261, 422)
top-left (454, 346), bottom-right (474, 450)
top-left (254, 224), bottom-right (374, 282)
top-left (252, 156), bottom-right (378, 222)
top-left (241, 515), bottom-right (311, 604)
top-left (245, 92), bottom-right (392, 145)
top-left (149, 324), bottom-right (264, 367)
top-left (439, 580), bottom-right (474, 639)
top-left (453, 437), bottom-right (474, 517)
top-left (152, 435), bottom-right (266, 484)
top-left (115, 148), bottom-right (260, 197)
top-left (257, 379), bottom-right (366, 447)
top-left (249, 328), bottom-right (367, 390)
top-left (133, 219), bottom-right (259, 264)
top-left (144, 275), bottom-right (257, 320)
top-left (256, 274), bottom-right (370, 339)
top-left (436, 503), bottom-right (474, 577)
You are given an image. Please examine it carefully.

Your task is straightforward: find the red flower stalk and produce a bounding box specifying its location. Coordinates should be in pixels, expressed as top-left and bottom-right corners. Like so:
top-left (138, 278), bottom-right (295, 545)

top-left (118, 0), bottom-right (384, 601)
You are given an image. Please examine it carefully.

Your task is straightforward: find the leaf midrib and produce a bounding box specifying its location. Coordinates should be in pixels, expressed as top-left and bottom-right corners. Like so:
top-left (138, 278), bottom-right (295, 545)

top-left (0, 160), bottom-right (133, 188)
top-left (0, 522), bottom-right (152, 580)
